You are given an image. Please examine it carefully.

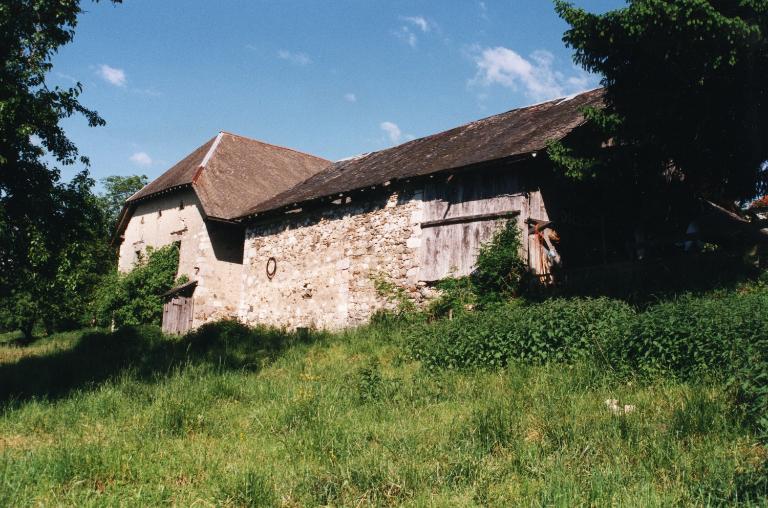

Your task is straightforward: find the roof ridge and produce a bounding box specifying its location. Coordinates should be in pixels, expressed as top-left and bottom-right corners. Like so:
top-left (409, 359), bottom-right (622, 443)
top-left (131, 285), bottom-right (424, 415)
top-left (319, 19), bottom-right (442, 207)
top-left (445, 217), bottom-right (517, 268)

top-left (240, 88), bottom-right (605, 218)
top-left (347, 88), bottom-right (604, 158)
top-left (191, 132), bottom-right (224, 186)
top-left (219, 130), bottom-right (330, 163)
top-left (199, 132), bottom-right (224, 168)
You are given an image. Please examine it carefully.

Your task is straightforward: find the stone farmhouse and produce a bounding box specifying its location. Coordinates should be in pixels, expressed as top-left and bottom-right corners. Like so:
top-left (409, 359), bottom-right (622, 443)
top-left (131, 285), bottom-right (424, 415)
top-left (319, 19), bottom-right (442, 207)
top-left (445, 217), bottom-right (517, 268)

top-left (116, 89), bottom-right (605, 333)
top-left (114, 132), bottom-right (330, 330)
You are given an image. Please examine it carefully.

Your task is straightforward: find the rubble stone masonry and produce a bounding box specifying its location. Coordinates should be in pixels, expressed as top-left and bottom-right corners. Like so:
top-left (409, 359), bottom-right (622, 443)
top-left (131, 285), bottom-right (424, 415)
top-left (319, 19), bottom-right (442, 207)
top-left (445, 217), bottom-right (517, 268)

top-left (118, 189), bottom-right (242, 327)
top-left (239, 189), bottom-right (427, 329)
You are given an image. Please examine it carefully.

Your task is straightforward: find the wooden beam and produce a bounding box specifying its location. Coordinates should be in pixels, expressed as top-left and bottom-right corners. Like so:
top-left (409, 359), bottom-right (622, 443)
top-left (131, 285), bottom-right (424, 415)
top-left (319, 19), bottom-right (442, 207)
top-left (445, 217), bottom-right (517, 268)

top-left (421, 210), bottom-right (520, 229)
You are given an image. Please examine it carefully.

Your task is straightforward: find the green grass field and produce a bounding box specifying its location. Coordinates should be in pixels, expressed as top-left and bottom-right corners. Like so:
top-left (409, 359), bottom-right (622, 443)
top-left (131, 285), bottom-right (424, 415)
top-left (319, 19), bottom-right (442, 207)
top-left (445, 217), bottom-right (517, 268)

top-left (0, 323), bottom-right (766, 507)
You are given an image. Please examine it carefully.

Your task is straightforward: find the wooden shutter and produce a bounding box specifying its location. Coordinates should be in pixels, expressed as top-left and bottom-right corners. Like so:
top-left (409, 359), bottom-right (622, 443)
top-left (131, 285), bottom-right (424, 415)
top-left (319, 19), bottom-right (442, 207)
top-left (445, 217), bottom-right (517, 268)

top-left (419, 171), bottom-right (525, 281)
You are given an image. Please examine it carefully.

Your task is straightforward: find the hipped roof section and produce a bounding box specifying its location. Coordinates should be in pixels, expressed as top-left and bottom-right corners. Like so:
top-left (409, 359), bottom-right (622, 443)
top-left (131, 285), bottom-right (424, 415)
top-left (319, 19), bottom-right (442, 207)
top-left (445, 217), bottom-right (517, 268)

top-left (125, 132), bottom-right (330, 221)
top-left (242, 88), bottom-right (605, 218)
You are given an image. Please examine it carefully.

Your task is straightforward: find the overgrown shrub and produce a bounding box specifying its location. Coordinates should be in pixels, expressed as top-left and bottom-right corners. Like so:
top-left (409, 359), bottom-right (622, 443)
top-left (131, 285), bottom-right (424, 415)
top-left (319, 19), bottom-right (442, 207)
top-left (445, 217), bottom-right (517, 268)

top-left (427, 220), bottom-right (527, 317)
top-left (626, 290), bottom-right (768, 378)
top-left (472, 220), bottom-right (527, 304)
top-left (409, 283), bottom-right (768, 439)
top-left (353, 358), bottom-right (384, 403)
top-left (731, 329), bottom-right (768, 440)
top-left (408, 297), bottom-right (635, 370)
top-left (92, 244), bottom-right (185, 327)
top-left (426, 276), bottom-right (476, 319)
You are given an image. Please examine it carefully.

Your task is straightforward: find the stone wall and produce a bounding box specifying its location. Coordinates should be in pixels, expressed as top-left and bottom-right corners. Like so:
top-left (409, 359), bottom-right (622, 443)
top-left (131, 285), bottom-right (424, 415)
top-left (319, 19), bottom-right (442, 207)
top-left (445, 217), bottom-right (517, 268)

top-left (239, 189), bottom-right (427, 330)
top-left (120, 176), bottom-right (550, 332)
top-left (117, 188), bottom-right (242, 326)
top-left (190, 221), bottom-right (243, 325)
top-left (118, 189), bottom-right (204, 276)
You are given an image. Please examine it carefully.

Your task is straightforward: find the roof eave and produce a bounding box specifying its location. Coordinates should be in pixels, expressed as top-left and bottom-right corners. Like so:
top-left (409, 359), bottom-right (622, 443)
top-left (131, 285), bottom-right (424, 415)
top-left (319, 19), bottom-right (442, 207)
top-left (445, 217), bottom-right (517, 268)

top-left (238, 151), bottom-right (539, 223)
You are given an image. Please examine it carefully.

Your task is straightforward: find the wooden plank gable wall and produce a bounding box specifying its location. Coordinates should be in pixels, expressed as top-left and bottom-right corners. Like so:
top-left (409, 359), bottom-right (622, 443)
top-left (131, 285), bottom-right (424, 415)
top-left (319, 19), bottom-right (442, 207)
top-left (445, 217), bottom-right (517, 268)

top-left (420, 171), bottom-right (531, 281)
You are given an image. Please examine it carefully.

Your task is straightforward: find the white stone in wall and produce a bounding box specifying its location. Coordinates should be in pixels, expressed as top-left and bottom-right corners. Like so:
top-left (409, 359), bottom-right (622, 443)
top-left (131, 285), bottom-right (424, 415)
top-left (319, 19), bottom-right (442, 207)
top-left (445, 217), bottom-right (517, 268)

top-left (406, 237), bottom-right (421, 249)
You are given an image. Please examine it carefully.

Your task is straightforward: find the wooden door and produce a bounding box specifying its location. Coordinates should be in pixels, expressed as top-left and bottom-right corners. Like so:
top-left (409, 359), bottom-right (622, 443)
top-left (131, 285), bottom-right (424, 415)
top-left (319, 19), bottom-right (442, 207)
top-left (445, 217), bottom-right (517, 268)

top-left (162, 296), bottom-right (194, 334)
top-left (420, 171), bottom-right (526, 281)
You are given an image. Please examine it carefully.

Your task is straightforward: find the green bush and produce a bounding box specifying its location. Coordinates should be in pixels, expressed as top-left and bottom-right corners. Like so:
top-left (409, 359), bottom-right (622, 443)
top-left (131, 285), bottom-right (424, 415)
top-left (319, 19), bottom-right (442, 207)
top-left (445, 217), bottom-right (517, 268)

top-left (92, 244), bottom-right (185, 328)
top-left (626, 290), bottom-right (768, 378)
top-left (409, 284), bottom-right (768, 439)
top-left (426, 276), bottom-right (476, 319)
top-left (731, 329), bottom-right (768, 440)
top-left (407, 297), bottom-right (635, 370)
top-left (409, 286), bottom-right (767, 378)
top-left (426, 220), bottom-right (528, 317)
top-left (472, 220), bottom-right (527, 304)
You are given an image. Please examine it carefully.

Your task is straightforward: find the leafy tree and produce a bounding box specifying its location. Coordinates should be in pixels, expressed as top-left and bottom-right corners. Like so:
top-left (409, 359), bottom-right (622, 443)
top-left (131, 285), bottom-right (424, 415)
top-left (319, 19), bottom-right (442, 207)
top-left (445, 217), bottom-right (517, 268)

top-left (98, 174), bottom-right (147, 232)
top-left (0, 173), bottom-right (112, 336)
top-left (553, 0), bottom-right (768, 204)
top-left (0, 0), bottom-right (121, 337)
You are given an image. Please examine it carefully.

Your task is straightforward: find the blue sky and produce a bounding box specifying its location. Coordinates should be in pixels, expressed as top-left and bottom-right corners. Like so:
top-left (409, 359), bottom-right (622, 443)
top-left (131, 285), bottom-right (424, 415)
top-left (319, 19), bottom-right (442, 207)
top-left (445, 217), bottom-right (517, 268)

top-left (50, 0), bottom-right (624, 187)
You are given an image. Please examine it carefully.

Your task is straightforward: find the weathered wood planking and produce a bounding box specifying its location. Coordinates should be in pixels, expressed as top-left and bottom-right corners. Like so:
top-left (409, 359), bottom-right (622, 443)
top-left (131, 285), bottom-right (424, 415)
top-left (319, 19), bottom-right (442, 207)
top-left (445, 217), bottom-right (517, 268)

top-left (527, 190), bottom-right (552, 275)
top-left (162, 296), bottom-right (194, 334)
top-left (420, 171), bottom-right (527, 281)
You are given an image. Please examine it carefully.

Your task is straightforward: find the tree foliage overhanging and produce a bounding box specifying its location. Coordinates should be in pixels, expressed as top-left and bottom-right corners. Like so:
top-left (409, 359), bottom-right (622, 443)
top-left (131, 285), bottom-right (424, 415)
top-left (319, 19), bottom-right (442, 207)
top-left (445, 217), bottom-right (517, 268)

top-left (0, 0), bottom-right (122, 337)
top-left (99, 174), bottom-right (148, 233)
top-left (553, 0), bottom-right (768, 204)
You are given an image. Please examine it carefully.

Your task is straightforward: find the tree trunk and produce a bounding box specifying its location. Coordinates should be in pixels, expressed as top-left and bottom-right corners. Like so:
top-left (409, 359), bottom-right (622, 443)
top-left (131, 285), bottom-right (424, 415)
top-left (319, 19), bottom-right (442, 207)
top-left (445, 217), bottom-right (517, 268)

top-left (20, 321), bottom-right (34, 343)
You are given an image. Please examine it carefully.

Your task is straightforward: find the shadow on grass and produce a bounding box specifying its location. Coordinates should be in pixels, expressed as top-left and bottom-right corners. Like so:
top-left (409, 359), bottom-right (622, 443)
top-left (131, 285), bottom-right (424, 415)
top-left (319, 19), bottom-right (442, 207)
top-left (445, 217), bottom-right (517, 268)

top-left (0, 319), bottom-right (325, 404)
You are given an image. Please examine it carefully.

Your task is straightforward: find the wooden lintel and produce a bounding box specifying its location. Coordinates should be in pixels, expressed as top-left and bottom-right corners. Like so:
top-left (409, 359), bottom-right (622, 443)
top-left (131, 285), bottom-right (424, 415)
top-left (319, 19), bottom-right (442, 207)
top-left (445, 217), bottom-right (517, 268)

top-left (526, 217), bottom-right (551, 226)
top-left (421, 210), bottom-right (520, 229)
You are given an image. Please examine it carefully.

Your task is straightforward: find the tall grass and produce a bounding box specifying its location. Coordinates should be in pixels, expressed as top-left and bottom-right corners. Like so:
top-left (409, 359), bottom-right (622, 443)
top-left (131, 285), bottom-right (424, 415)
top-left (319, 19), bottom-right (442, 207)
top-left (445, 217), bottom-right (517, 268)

top-left (0, 319), bottom-right (765, 506)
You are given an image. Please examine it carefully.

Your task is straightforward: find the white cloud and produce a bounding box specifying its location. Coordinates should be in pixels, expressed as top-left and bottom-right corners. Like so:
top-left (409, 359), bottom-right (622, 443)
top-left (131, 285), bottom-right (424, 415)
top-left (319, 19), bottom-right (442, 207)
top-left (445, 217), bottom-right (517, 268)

top-left (403, 16), bottom-right (430, 32)
top-left (479, 2), bottom-right (488, 20)
top-left (381, 121), bottom-right (412, 145)
top-left (395, 26), bottom-right (418, 48)
top-left (395, 15), bottom-right (433, 48)
top-left (277, 49), bottom-right (311, 66)
top-left (471, 46), bottom-right (592, 102)
top-left (98, 64), bottom-right (126, 87)
top-left (129, 152), bottom-right (152, 166)
top-left (380, 122), bottom-right (402, 143)
top-left (344, 93), bottom-right (357, 103)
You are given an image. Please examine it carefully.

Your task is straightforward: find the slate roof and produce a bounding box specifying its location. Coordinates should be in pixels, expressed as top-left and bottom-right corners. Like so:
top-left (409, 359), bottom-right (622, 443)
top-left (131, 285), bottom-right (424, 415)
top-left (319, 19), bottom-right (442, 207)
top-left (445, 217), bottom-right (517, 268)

top-left (124, 132), bottom-right (330, 221)
top-left (241, 88), bottom-right (605, 217)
